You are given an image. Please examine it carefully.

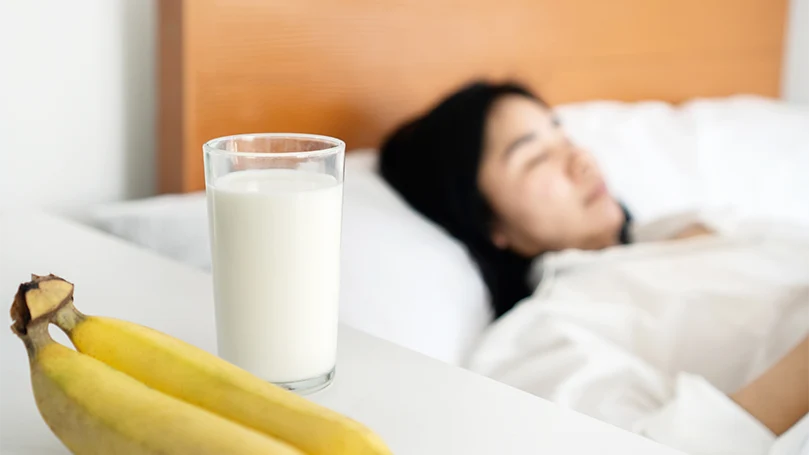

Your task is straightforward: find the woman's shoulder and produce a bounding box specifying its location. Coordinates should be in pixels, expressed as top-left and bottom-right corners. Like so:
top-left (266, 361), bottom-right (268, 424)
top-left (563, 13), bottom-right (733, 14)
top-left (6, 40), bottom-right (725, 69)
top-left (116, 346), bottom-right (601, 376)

top-left (529, 208), bottom-right (809, 288)
top-left (630, 209), bottom-right (718, 243)
top-left (632, 209), bottom-right (809, 243)
top-left (532, 210), bottom-right (724, 274)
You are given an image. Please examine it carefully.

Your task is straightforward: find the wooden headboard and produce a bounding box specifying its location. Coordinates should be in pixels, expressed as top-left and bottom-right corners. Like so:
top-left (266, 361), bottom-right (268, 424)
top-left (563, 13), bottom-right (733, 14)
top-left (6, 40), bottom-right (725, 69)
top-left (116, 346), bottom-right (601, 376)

top-left (158, 0), bottom-right (788, 194)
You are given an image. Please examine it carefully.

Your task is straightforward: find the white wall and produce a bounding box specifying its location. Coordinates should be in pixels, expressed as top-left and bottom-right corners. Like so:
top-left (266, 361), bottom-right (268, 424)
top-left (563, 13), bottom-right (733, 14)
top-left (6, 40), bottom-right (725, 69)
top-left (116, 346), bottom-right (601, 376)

top-left (0, 0), bottom-right (156, 217)
top-left (784, 0), bottom-right (809, 104)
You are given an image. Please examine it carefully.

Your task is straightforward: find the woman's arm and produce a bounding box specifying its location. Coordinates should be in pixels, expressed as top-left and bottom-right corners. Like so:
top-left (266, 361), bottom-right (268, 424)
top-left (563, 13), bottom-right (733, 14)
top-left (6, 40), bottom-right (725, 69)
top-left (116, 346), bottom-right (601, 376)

top-left (470, 315), bottom-right (780, 454)
top-left (731, 335), bottom-right (809, 436)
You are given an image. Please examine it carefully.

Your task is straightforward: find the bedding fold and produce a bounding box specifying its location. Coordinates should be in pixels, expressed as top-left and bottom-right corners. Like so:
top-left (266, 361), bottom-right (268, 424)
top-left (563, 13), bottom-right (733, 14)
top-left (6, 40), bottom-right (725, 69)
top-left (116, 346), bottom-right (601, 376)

top-left (466, 213), bottom-right (809, 454)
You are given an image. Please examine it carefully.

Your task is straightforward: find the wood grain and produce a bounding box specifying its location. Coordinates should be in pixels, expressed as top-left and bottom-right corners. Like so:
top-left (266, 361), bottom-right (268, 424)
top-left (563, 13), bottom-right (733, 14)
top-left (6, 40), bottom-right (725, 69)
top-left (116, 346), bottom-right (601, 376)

top-left (157, 0), bottom-right (184, 194)
top-left (158, 0), bottom-right (788, 193)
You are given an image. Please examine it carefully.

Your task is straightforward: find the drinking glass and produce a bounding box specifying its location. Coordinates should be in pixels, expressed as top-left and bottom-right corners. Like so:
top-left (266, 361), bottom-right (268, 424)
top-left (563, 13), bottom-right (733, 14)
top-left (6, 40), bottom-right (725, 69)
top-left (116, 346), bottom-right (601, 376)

top-left (203, 133), bottom-right (345, 393)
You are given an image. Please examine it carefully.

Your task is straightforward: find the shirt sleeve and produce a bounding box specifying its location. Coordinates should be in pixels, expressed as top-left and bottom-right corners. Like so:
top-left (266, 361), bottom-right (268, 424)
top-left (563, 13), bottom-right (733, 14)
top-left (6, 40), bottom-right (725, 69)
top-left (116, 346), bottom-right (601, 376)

top-left (467, 316), bottom-right (776, 455)
top-left (634, 373), bottom-right (775, 455)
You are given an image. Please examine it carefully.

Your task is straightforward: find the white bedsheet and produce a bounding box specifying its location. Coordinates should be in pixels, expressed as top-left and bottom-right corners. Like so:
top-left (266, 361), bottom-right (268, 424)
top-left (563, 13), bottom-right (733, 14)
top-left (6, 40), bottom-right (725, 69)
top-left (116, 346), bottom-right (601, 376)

top-left (465, 213), bottom-right (809, 455)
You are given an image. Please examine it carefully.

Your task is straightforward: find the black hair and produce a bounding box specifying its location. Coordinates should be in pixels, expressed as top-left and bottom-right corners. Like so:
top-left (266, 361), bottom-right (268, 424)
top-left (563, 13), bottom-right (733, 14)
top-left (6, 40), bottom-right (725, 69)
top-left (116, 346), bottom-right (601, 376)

top-left (379, 81), bottom-right (544, 318)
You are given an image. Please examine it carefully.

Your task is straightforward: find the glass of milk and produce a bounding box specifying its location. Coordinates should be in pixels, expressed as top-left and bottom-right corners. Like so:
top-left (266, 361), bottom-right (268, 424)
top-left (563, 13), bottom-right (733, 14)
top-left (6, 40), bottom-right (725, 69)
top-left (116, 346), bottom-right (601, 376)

top-left (203, 133), bottom-right (345, 394)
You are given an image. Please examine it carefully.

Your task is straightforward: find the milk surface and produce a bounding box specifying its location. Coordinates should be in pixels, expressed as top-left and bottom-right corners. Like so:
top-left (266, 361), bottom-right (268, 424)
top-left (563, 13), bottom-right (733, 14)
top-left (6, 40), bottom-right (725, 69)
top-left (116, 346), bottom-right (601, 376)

top-left (207, 169), bottom-right (342, 382)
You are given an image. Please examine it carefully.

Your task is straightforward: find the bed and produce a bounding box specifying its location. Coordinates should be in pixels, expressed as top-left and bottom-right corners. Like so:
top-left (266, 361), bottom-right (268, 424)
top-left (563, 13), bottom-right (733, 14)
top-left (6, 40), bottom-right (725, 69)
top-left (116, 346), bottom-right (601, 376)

top-left (90, 0), bottom-right (809, 367)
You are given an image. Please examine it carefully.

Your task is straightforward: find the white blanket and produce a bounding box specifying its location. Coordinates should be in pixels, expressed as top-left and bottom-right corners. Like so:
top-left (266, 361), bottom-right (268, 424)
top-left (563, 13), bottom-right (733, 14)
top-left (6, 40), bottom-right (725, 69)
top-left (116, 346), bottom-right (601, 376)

top-left (465, 213), bottom-right (809, 455)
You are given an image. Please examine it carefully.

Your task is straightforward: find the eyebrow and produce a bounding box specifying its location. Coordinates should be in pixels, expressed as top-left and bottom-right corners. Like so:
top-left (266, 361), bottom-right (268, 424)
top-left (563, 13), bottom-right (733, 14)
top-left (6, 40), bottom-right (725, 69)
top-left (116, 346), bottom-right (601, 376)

top-left (501, 131), bottom-right (538, 161)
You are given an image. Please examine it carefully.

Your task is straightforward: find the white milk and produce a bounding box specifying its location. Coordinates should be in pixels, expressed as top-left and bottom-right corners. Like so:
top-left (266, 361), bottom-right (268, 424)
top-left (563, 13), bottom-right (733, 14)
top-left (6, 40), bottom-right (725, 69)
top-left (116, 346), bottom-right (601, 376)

top-left (207, 169), bottom-right (342, 383)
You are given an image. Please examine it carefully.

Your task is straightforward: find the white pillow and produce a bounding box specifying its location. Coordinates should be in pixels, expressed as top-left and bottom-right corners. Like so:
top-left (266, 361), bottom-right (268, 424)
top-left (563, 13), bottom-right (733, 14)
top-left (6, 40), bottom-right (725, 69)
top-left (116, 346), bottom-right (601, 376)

top-left (557, 95), bottom-right (809, 227)
top-left (89, 150), bottom-right (491, 365)
top-left (339, 151), bottom-right (491, 364)
top-left (88, 191), bottom-right (212, 270)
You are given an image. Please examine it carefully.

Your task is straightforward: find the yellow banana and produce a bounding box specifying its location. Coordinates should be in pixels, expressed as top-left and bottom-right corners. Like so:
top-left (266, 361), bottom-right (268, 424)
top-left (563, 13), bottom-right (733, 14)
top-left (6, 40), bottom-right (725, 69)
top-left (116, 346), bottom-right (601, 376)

top-left (10, 287), bottom-right (303, 455)
top-left (26, 274), bottom-right (393, 455)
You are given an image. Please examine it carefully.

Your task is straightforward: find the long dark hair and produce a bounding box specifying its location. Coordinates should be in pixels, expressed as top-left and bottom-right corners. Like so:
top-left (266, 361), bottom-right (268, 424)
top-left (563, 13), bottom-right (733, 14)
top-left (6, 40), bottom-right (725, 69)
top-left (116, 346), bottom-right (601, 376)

top-left (379, 81), bottom-right (544, 318)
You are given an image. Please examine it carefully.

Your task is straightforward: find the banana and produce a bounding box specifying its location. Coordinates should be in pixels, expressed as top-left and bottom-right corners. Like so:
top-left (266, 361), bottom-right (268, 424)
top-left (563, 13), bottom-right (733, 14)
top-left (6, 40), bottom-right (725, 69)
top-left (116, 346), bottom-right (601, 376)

top-left (22, 275), bottom-right (393, 455)
top-left (10, 284), bottom-right (303, 455)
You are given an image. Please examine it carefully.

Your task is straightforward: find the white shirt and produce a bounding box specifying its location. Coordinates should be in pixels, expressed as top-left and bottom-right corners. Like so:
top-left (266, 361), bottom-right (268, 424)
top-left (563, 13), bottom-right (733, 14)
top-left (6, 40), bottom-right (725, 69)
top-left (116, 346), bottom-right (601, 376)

top-left (465, 212), bottom-right (809, 455)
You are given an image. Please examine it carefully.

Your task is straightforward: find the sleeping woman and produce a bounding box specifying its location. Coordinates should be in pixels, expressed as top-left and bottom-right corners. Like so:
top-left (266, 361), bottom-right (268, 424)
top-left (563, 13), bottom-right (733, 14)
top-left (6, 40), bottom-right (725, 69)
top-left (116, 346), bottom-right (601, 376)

top-left (378, 81), bottom-right (809, 454)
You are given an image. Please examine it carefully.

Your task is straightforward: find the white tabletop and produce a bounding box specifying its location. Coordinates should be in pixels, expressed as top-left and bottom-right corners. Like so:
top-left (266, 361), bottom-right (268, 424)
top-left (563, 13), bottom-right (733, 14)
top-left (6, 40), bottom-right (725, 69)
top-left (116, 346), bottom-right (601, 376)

top-left (0, 210), bottom-right (683, 454)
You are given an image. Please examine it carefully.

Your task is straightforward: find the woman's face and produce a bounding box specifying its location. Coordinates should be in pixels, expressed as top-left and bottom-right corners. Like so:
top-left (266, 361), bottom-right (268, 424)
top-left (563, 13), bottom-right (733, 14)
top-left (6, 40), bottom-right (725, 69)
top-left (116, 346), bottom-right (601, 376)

top-left (478, 95), bottom-right (624, 256)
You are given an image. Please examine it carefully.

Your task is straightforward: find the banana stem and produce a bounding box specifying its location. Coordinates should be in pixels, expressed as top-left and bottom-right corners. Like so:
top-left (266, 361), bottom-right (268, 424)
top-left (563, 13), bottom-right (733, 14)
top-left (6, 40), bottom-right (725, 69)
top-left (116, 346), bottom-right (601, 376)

top-left (53, 301), bottom-right (86, 333)
top-left (10, 274), bottom-right (74, 336)
top-left (9, 274), bottom-right (86, 361)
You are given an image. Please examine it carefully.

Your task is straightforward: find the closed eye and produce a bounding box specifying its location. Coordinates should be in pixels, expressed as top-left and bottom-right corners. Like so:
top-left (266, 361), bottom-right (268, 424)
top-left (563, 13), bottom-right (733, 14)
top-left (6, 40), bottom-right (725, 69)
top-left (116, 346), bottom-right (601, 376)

top-left (524, 152), bottom-right (549, 170)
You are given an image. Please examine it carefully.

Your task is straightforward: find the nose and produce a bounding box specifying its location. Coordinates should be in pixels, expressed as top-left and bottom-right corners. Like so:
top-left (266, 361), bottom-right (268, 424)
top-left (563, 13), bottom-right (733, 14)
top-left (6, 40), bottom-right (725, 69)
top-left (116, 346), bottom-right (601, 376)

top-left (566, 147), bottom-right (591, 181)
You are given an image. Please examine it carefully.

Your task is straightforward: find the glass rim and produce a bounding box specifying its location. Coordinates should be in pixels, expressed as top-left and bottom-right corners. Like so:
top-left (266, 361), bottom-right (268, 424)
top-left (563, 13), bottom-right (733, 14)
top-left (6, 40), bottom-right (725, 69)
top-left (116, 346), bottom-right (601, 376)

top-left (203, 133), bottom-right (345, 159)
